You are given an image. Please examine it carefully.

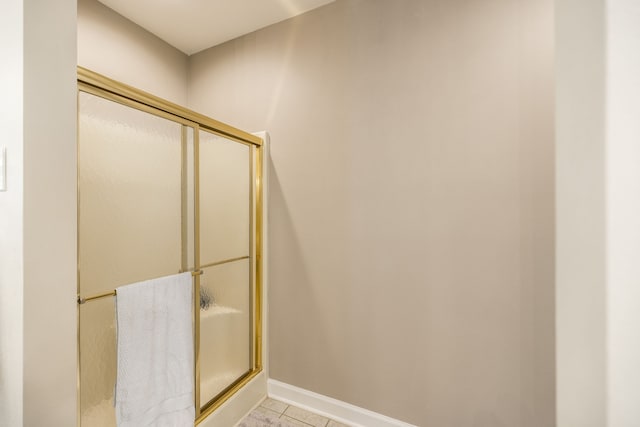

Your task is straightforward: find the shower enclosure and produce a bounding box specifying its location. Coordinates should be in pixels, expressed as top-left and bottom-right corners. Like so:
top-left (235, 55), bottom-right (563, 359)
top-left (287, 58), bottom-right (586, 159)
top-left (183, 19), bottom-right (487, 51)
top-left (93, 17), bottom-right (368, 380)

top-left (76, 68), bottom-right (263, 426)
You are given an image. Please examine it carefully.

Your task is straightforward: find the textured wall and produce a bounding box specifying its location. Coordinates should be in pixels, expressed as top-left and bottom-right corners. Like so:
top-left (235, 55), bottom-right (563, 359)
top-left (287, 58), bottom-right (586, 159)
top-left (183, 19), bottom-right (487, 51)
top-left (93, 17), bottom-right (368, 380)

top-left (188, 1), bottom-right (555, 425)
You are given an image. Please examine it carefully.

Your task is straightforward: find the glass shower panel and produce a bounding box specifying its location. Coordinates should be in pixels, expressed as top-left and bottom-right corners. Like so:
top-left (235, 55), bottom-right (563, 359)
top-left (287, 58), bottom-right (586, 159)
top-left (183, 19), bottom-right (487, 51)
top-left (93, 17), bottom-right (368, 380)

top-left (199, 259), bottom-right (252, 404)
top-left (78, 91), bottom-right (188, 426)
top-left (183, 126), bottom-right (196, 272)
top-left (79, 297), bottom-right (117, 427)
top-left (78, 92), bottom-right (184, 294)
top-left (77, 72), bottom-right (261, 425)
top-left (199, 130), bottom-right (250, 265)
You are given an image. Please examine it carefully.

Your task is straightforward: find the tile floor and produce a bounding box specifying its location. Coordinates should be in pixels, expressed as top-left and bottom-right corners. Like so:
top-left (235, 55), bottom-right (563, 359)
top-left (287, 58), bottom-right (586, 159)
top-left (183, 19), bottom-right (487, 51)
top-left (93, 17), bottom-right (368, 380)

top-left (239, 397), bottom-right (351, 427)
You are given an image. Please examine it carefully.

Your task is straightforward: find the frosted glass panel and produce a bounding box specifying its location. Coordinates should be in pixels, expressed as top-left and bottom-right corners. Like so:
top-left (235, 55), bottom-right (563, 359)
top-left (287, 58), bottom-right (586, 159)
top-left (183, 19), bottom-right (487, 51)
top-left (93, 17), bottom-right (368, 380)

top-left (78, 92), bottom-right (183, 295)
top-left (183, 126), bottom-right (196, 272)
top-left (200, 259), bottom-right (252, 404)
top-left (77, 85), bottom-right (259, 424)
top-left (79, 297), bottom-right (116, 427)
top-left (199, 131), bottom-right (250, 264)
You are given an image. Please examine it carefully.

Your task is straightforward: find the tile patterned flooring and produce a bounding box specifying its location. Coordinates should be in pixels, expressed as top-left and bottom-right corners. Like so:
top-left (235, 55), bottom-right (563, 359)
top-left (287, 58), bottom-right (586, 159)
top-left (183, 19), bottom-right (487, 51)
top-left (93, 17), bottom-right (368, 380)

top-left (239, 398), bottom-right (351, 427)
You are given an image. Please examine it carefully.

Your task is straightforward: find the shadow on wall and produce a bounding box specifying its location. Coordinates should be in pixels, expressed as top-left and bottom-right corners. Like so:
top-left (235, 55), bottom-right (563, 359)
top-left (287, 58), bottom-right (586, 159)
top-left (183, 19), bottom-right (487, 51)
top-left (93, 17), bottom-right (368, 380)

top-left (267, 157), bottom-right (353, 395)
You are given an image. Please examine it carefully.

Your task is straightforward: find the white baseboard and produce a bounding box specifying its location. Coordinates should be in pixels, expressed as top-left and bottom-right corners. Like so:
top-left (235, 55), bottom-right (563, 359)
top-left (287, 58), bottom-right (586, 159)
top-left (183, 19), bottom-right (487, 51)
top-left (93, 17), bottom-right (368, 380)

top-left (267, 379), bottom-right (417, 427)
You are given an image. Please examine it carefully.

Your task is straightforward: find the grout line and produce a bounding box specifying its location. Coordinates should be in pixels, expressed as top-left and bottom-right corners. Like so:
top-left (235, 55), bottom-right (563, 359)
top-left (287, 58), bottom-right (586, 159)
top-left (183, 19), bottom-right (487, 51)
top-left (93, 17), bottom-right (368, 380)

top-left (245, 401), bottom-right (342, 427)
top-left (263, 399), bottom-right (338, 427)
top-left (281, 405), bottom-right (331, 427)
top-left (280, 414), bottom-right (316, 427)
top-left (259, 398), bottom-right (290, 415)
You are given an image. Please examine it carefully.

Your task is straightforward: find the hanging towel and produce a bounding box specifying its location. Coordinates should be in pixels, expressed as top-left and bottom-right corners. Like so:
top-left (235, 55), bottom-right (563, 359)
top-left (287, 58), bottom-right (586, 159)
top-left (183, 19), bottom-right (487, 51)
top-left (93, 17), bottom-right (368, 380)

top-left (115, 272), bottom-right (194, 427)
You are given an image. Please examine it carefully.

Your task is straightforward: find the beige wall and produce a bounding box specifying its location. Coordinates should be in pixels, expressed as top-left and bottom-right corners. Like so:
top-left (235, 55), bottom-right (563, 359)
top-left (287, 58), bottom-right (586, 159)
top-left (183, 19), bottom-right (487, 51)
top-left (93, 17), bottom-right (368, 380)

top-left (189, 1), bottom-right (555, 425)
top-left (23, 0), bottom-right (78, 425)
top-left (604, 0), bottom-right (640, 425)
top-left (556, 1), bottom-right (640, 425)
top-left (0, 1), bottom-right (24, 425)
top-left (555, 0), bottom-right (606, 425)
top-left (0, 0), bottom-right (78, 426)
top-left (77, 0), bottom-right (188, 105)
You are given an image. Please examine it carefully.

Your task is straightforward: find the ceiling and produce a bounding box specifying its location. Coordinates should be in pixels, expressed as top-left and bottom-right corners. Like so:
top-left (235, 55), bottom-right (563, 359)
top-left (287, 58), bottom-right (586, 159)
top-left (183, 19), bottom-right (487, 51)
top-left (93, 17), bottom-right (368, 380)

top-left (98, 0), bottom-right (336, 55)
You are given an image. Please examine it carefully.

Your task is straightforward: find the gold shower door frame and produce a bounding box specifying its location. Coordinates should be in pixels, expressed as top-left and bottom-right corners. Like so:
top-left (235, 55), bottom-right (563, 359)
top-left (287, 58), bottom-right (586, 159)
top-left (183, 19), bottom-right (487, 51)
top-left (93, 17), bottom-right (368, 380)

top-left (76, 67), bottom-right (263, 425)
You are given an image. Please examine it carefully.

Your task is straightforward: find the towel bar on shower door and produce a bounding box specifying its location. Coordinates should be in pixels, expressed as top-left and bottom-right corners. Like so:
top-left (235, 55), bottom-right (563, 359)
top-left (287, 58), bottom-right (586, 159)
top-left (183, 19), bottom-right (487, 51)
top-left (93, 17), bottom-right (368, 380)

top-left (77, 269), bottom-right (203, 305)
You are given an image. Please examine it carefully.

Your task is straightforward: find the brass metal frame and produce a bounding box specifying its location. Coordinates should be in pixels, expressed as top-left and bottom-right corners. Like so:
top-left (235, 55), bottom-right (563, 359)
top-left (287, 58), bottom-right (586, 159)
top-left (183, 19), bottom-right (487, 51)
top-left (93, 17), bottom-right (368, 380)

top-left (200, 255), bottom-right (250, 270)
top-left (77, 269), bottom-right (204, 304)
top-left (76, 67), bottom-right (264, 426)
top-left (193, 124), bottom-right (202, 417)
top-left (77, 67), bottom-right (262, 147)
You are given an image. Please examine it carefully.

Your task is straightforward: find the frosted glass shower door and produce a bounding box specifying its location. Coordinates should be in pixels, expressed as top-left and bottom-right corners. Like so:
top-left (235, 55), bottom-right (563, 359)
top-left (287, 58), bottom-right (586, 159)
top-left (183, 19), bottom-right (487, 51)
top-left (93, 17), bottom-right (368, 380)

top-left (198, 130), bottom-right (253, 406)
top-left (78, 91), bottom-right (190, 427)
top-left (77, 67), bottom-right (263, 426)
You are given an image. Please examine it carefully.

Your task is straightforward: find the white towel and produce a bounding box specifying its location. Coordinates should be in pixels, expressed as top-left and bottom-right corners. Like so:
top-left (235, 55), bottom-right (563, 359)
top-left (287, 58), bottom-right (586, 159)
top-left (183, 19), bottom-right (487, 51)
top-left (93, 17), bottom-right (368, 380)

top-left (115, 272), bottom-right (194, 427)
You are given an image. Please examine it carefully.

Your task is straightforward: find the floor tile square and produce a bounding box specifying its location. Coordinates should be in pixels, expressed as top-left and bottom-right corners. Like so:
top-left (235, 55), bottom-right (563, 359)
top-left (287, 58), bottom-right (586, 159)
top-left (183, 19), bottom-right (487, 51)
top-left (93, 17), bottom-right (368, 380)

top-left (261, 398), bottom-right (288, 414)
top-left (283, 405), bottom-right (329, 427)
top-left (281, 415), bottom-right (313, 426)
top-left (254, 405), bottom-right (282, 418)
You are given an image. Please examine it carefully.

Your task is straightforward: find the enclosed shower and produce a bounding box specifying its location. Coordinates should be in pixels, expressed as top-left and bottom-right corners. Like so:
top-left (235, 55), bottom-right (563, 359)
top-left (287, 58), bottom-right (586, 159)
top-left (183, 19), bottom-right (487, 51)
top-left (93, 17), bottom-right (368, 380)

top-left (76, 68), bottom-right (264, 426)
